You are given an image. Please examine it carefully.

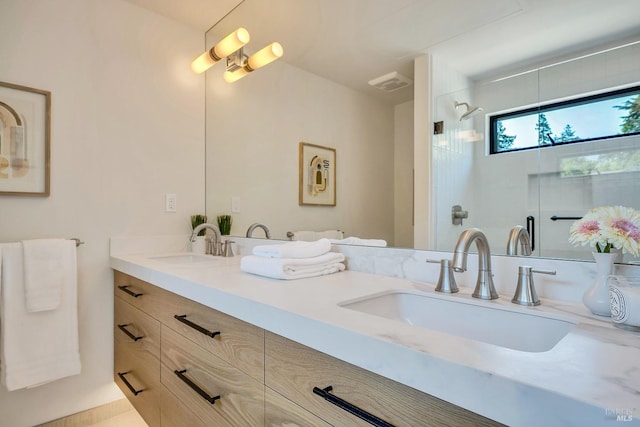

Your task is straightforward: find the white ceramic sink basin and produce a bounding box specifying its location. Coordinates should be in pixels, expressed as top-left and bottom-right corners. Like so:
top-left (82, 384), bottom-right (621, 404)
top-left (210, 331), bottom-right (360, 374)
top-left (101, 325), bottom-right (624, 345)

top-left (339, 290), bottom-right (577, 352)
top-left (148, 254), bottom-right (223, 264)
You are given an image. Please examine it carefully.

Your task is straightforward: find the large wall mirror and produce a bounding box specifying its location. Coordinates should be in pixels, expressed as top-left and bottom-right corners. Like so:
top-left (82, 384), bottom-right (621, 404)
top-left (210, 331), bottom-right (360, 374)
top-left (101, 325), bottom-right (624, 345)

top-left (205, 0), bottom-right (640, 265)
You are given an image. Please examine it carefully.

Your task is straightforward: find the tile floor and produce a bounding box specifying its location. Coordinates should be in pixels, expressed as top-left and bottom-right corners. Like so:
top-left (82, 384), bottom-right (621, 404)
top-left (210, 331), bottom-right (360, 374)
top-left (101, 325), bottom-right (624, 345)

top-left (88, 408), bottom-right (147, 427)
top-left (37, 399), bottom-right (147, 427)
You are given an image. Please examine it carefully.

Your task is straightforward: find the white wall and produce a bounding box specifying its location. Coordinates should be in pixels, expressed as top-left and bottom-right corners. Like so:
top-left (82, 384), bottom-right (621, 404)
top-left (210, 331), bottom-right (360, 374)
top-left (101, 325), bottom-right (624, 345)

top-left (205, 57), bottom-right (396, 244)
top-left (394, 101), bottom-right (414, 248)
top-left (0, 1), bottom-right (204, 425)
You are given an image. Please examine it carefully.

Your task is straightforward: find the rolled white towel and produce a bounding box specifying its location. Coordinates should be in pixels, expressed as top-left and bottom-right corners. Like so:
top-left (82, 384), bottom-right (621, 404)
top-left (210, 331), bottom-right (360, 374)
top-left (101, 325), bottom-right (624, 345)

top-left (253, 238), bottom-right (331, 259)
top-left (241, 252), bottom-right (345, 280)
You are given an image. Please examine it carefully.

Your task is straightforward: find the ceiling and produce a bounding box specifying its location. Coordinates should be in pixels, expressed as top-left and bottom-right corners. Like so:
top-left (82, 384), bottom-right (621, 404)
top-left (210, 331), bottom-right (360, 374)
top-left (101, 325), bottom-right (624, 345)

top-left (124, 0), bottom-right (640, 104)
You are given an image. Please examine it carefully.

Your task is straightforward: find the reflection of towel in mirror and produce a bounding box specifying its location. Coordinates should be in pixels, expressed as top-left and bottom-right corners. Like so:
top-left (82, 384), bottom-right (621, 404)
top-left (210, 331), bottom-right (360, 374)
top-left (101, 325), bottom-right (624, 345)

top-left (290, 230), bottom-right (344, 241)
top-left (253, 238), bottom-right (331, 259)
top-left (330, 237), bottom-right (387, 247)
top-left (241, 252), bottom-right (345, 280)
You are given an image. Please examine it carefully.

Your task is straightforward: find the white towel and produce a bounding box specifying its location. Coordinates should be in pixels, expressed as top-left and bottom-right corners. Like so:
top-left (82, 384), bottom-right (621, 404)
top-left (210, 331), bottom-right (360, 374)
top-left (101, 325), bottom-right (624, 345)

top-left (253, 238), bottom-right (331, 259)
top-left (241, 252), bottom-right (346, 280)
top-left (290, 230), bottom-right (344, 241)
top-left (0, 243), bottom-right (81, 391)
top-left (22, 239), bottom-right (76, 312)
top-left (330, 237), bottom-right (388, 247)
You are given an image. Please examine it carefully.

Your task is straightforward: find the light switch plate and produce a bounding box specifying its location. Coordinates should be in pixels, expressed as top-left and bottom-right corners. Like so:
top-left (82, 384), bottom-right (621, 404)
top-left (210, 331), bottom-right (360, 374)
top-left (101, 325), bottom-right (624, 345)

top-left (231, 196), bottom-right (240, 213)
top-left (165, 193), bottom-right (177, 212)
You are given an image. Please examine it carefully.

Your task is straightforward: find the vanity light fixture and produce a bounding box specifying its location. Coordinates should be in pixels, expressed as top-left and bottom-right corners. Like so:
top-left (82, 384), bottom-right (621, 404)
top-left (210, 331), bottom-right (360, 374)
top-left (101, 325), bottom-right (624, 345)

top-left (223, 42), bottom-right (284, 83)
top-left (191, 27), bottom-right (251, 74)
top-left (190, 27), bottom-right (283, 83)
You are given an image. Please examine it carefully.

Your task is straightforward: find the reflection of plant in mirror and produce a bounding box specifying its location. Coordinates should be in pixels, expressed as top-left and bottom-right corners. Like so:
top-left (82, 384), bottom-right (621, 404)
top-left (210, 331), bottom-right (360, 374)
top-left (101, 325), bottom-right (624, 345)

top-left (191, 214), bottom-right (207, 236)
top-left (217, 215), bottom-right (232, 235)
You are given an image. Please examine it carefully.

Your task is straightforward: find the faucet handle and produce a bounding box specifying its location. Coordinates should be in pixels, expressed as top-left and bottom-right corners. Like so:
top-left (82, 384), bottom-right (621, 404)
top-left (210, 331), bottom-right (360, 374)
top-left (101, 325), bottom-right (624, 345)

top-left (223, 240), bottom-right (235, 257)
top-left (511, 266), bottom-right (556, 306)
top-left (427, 259), bottom-right (459, 293)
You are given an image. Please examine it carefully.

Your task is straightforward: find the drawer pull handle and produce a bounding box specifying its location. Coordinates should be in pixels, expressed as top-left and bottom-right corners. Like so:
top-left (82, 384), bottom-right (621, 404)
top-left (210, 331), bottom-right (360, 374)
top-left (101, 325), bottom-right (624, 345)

top-left (174, 369), bottom-right (221, 405)
top-left (174, 314), bottom-right (221, 338)
top-left (117, 372), bottom-right (143, 396)
top-left (312, 386), bottom-right (395, 427)
top-left (118, 285), bottom-right (142, 298)
top-left (117, 324), bottom-right (143, 342)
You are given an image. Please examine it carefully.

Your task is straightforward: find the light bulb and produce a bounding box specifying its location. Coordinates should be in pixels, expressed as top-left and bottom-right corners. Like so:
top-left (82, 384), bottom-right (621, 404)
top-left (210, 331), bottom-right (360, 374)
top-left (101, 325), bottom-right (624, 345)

top-left (190, 28), bottom-right (250, 74)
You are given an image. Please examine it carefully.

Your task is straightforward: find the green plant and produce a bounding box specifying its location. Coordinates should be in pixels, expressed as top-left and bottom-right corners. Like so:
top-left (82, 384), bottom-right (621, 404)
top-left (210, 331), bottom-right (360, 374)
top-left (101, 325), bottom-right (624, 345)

top-left (217, 214), bottom-right (232, 235)
top-left (191, 214), bottom-right (208, 236)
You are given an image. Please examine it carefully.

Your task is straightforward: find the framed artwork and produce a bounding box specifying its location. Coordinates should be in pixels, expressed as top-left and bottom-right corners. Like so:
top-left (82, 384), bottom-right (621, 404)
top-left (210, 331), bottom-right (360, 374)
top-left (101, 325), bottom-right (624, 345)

top-left (0, 81), bottom-right (51, 196)
top-left (299, 142), bottom-right (336, 206)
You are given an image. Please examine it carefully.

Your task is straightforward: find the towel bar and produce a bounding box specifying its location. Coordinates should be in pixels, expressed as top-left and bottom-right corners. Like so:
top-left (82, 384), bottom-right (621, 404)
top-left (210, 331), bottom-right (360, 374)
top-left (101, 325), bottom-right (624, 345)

top-left (69, 238), bottom-right (84, 247)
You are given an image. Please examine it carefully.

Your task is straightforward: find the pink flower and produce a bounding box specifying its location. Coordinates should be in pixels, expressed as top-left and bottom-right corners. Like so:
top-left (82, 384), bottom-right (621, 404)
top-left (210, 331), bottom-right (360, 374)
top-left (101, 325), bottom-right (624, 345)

top-left (570, 206), bottom-right (640, 257)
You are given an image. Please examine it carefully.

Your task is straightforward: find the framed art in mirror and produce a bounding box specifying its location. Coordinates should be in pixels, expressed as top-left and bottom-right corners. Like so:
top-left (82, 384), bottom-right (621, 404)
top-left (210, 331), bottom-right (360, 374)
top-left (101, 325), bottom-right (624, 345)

top-left (299, 142), bottom-right (336, 206)
top-left (0, 81), bottom-right (51, 196)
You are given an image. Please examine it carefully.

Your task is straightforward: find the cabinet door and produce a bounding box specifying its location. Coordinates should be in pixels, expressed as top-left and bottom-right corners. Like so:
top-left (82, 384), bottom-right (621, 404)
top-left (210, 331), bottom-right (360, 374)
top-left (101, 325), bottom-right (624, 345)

top-left (114, 271), bottom-right (165, 319)
top-left (265, 387), bottom-right (331, 427)
top-left (156, 288), bottom-right (265, 382)
top-left (115, 296), bottom-right (160, 359)
top-left (114, 339), bottom-right (160, 427)
top-left (265, 332), bottom-right (502, 427)
top-left (160, 325), bottom-right (264, 427)
top-left (160, 385), bottom-right (208, 427)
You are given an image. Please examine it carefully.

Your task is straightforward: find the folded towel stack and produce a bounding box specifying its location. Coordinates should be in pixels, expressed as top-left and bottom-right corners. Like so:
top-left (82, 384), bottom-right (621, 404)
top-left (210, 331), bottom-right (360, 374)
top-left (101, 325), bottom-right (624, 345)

top-left (241, 238), bottom-right (346, 280)
top-left (0, 240), bottom-right (81, 391)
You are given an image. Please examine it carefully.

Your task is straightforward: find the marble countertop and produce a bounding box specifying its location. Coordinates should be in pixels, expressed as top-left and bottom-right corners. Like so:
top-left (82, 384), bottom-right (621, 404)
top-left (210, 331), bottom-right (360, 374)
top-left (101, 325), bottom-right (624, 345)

top-left (110, 251), bottom-right (640, 426)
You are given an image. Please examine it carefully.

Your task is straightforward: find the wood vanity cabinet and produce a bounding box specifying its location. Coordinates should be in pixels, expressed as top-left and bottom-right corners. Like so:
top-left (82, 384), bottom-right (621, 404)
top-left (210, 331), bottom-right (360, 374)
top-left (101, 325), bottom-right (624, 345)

top-left (113, 271), bottom-right (265, 427)
top-left (114, 270), bottom-right (501, 427)
top-left (265, 332), bottom-right (502, 427)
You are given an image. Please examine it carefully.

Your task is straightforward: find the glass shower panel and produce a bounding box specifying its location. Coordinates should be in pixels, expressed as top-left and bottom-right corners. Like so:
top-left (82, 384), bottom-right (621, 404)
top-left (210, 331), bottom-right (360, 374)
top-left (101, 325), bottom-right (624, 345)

top-left (536, 42), bottom-right (640, 262)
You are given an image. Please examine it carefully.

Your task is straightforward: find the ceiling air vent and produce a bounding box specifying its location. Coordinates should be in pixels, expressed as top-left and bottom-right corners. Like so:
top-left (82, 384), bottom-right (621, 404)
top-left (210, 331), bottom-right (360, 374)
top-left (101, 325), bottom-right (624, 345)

top-left (368, 71), bottom-right (413, 92)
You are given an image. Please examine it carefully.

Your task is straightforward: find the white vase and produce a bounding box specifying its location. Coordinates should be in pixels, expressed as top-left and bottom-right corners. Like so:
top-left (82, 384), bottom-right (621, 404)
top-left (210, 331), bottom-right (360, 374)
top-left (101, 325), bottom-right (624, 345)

top-left (582, 252), bottom-right (617, 316)
top-left (191, 235), bottom-right (207, 254)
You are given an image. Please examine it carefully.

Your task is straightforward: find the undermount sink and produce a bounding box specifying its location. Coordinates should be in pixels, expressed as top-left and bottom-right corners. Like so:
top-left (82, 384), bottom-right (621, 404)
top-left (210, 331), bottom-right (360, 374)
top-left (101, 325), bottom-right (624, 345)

top-left (339, 290), bottom-right (577, 352)
top-left (148, 253), bottom-right (223, 264)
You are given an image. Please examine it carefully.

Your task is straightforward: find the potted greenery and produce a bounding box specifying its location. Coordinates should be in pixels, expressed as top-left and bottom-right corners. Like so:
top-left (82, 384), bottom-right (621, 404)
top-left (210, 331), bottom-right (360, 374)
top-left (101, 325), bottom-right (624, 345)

top-left (190, 214), bottom-right (208, 253)
top-left (217, 214), bottom-right (232, 236)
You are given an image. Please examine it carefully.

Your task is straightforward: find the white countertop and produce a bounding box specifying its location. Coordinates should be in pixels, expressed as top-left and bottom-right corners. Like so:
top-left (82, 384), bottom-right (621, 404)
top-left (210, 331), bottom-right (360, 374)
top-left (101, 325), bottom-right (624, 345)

top-left (110, 250), bottom-right (640, 426)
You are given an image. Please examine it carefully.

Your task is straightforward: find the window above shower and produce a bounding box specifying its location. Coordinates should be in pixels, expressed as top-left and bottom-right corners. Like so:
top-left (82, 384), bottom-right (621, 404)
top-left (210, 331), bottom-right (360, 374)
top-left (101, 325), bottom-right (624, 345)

top-left (488, 85), bottom-right (640, 155)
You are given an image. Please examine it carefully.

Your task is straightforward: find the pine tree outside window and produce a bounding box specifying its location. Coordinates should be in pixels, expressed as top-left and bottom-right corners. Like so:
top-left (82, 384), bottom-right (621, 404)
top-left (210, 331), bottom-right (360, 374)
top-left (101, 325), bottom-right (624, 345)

top-left (489, 85), bottom-right (640, 155)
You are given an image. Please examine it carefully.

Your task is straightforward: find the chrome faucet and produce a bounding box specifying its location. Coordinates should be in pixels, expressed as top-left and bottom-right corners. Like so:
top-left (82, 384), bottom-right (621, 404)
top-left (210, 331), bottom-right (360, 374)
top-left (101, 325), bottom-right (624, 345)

top-left (506, 225), bottom-right (532, 256)
top-left (190, 223), bottom-right (222, 256)
top-left (246, 222), bottom-right (271, 239)
top-left (451, 228), bottom-right (498, 300)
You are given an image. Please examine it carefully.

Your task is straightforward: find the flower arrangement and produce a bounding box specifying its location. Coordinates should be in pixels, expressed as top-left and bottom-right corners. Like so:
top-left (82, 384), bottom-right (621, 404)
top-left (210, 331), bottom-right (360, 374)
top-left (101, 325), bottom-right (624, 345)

top-left (569, 206), bottom-right (640, 257)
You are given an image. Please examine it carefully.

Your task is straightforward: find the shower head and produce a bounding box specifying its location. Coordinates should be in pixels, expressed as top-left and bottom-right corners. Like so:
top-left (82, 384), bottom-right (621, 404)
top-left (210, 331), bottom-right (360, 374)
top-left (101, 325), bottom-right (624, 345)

top-left (455, 101), bottom-right (484, 121)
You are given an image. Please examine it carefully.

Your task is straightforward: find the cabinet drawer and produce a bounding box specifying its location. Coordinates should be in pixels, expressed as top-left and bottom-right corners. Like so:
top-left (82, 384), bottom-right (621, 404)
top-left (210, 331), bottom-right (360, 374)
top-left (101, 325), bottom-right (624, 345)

top-left (265, 332), bottom-right (502, 427)
top-left (114, 271), bottom-right (166, 318)
top-left (114, 296), bottom-right (160, 359)
top-left (266, 387), bottom-right (331, 427)
top-left (160, 385), bottom-right (208, 427)
top-left (160, 325), bottom-right (264, 427)
top-left (155, 287), bottom-right (264, 381)
top-left (114, 339), bottom-right (160, 427)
